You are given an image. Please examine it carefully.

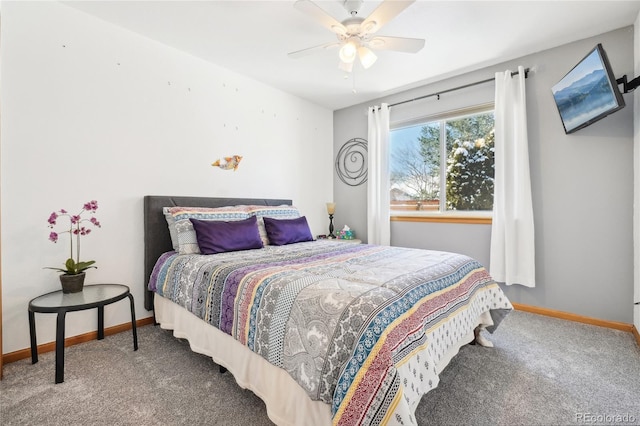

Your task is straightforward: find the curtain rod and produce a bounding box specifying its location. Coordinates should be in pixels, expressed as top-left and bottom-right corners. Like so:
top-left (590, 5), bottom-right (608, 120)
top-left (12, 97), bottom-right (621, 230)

top-left (387, 68), bottom-right (530, 109)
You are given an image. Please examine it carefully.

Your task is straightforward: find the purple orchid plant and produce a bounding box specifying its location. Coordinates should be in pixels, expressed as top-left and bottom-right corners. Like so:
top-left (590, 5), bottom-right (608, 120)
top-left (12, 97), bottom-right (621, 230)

top-left (46, 200), bottom-right (101, 275)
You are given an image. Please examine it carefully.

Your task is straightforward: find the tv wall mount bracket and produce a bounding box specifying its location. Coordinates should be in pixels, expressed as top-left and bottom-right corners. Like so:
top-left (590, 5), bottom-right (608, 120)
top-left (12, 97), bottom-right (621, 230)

top-left (617, 75), bottom-right (640, 93)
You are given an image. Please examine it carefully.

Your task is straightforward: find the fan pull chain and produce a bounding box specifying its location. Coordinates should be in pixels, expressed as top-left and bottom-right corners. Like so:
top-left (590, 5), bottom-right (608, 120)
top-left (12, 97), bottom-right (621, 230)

top-left (352, 69), bottom-right (357, 94)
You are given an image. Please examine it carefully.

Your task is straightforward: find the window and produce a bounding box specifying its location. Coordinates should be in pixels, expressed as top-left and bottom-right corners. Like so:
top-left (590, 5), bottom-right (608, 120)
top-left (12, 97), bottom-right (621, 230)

top-left (390, 105), bottom-right (495, 215)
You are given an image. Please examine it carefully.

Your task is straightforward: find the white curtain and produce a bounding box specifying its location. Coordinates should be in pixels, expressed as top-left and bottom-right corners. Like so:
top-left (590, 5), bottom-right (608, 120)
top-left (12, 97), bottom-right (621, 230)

top-left (490, 66), bottom-right (536, 287)
top-left (367, 103), bottom-right (390, 246)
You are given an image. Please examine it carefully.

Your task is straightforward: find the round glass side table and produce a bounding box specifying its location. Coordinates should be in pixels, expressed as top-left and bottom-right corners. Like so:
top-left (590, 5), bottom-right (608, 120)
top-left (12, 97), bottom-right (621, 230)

top-left (28, 283), bottom-right (138, 383)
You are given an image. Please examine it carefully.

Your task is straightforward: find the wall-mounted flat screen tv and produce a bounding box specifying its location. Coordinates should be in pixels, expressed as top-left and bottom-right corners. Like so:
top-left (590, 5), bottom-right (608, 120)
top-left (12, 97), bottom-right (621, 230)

top-left (551, 43), bottom-right (625, 134)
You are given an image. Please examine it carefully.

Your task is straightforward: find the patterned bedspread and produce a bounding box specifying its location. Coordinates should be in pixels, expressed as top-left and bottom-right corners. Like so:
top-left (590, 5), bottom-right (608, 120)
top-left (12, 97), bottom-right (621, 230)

top-left (149, 240), bottom-right (511, 425)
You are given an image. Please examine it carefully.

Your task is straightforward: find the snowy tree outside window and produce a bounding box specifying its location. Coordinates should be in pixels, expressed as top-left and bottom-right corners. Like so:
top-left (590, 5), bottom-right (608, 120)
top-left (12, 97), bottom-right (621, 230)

top-left (390, 108), bottom-right (495, 212)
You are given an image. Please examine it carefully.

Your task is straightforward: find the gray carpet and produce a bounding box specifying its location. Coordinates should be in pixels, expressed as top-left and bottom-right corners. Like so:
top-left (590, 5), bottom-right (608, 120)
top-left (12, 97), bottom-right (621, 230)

top-left (1, 311), bottom-right (639, 425)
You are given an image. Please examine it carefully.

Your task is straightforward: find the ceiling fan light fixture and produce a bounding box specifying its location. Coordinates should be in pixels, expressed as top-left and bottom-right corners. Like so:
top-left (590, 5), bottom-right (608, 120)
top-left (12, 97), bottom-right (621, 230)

top-left (289, 0), bottom-right (426, 76)
top-left (358, 46), bottom-right (377, 69)
top-left (339, 40), bottom-right (358, 63)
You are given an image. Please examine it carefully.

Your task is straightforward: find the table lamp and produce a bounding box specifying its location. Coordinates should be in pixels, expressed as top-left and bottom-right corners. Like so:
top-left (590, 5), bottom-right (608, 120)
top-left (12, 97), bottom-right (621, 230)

top-left (326, 202), bottom-right (336, 238)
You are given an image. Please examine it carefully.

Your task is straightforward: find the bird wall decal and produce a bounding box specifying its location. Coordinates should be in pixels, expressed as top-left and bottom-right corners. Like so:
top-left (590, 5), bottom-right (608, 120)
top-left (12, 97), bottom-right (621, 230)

top-left (212, 155), bottom-right (243, 171)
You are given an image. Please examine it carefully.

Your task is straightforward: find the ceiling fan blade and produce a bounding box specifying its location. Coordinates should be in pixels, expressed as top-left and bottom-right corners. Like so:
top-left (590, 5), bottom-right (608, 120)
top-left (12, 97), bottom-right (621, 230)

top-left (288, 41), bottom-right (341, 59)
top-left (361, 0), bottom-right (415, 34)
top-left (294, 0), bottom-right (347, 35)
top-left (368, 36), bottom-right (425, 53)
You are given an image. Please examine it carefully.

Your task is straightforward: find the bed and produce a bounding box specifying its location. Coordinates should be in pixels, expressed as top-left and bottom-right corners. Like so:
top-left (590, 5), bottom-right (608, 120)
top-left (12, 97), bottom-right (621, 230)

top-left (144, 195), bottom-right (512, 426)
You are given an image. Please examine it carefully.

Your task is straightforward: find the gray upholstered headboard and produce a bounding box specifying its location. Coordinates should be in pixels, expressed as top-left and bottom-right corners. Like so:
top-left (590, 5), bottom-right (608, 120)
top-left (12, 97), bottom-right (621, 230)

top-left (143, 195), bottom-right (292, 311)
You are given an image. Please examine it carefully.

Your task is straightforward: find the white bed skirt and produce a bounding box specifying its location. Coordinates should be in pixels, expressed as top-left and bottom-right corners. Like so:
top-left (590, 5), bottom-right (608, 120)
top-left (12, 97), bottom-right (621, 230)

top-left (154, 294), bottom-right (490, 426)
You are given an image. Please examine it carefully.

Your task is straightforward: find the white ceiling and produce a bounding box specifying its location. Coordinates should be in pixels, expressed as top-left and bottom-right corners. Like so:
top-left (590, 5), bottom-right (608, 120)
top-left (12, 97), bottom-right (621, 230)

top-left (63, 0), bottom-right (640, 111)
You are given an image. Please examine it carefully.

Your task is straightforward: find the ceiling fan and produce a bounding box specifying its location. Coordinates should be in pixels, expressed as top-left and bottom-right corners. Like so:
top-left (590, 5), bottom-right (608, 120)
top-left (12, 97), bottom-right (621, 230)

top-left (288, 0), bottom-right (425, 72)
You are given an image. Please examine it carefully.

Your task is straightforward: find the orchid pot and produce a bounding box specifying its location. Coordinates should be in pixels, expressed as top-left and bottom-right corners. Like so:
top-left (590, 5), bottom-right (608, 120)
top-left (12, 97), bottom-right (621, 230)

top-left (60, 272), bottom-right (86, 294)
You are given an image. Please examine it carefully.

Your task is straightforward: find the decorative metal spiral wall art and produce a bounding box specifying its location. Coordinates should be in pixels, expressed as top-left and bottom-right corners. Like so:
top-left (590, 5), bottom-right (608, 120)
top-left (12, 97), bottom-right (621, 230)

top-left (335, 137), bottom-right (368, 186)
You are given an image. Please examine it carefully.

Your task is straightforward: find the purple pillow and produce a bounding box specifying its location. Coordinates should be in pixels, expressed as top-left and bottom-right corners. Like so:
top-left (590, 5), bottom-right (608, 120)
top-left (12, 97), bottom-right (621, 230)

top-left (189, 216), bottom-right (263, 254)
top-left (263, 216), bottom-right (314, 246)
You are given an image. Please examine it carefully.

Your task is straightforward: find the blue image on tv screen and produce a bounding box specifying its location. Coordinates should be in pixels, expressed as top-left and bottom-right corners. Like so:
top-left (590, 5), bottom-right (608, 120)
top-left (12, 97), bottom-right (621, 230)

top-left (551, 45), bottom-right (624, 134)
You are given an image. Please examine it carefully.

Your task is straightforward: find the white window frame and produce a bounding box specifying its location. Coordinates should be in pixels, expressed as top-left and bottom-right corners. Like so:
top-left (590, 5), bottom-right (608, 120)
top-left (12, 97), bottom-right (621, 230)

top-left (389, 102), bottom-right (495, 221)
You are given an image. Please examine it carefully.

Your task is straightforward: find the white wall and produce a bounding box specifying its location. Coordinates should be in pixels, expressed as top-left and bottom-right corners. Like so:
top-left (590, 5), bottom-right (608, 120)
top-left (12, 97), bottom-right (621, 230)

top-left (0, 2), bottom-right (333, 354)
top-left (334, 27), bottom-right (635, 324)
top-left (634, 11), bottom-right (639, 332)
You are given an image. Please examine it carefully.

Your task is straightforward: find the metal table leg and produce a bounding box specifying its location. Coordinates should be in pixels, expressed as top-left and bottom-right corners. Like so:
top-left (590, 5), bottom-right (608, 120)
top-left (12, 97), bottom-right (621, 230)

top-left (55, 311), bottom-right (66, 384)
top-left (29, 310), bottom-right (38, 364)
top-left (97, 305), bottom-right (105, 340)
top-left (128, 294), bottom-right (138, 351)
